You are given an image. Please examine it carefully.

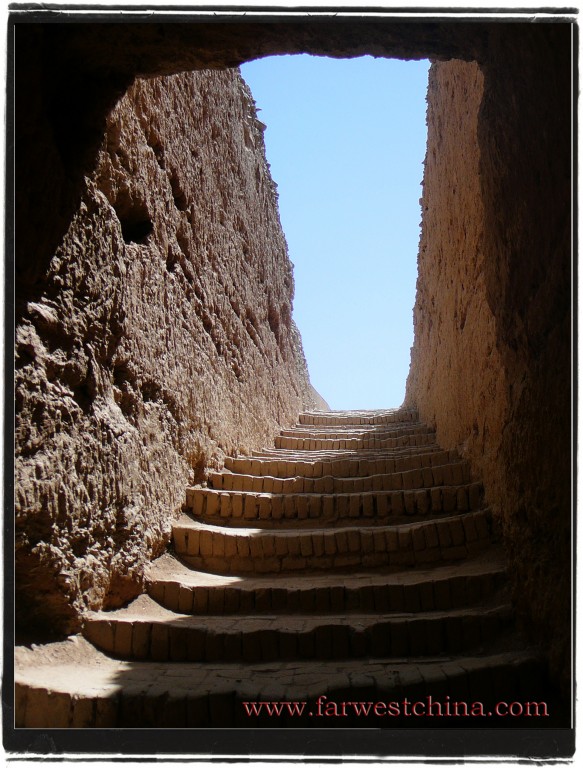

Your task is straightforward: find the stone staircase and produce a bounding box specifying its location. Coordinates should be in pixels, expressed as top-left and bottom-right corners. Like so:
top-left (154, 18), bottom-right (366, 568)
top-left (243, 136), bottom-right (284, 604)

top-left (15, 407), bottom-right (550, 728)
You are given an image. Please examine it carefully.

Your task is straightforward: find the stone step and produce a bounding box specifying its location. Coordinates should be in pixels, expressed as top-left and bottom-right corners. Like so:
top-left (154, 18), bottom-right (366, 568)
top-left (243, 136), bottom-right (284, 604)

top-left (172, 509), bottom-right (492, 575)
top-left (15, 637), bottom-right (548, 727)
top-left (279, 423), bottom-right (433, 441)
top-left (298, 408), bottom-right (419, 426)
top-left (146, 550), bottom-right (508, 615)
top-left (208, 460), bottom-right (472, 494)
top-left (274, 432), bottom-right (437, 451)
top-left (251, 445), bottom-right (441, 461)
top-left (83, 595), bottom-right (514, 663)
top-left (224, 448), bottom-right (458, 478)
top-left (185, 482), bottom-right (484, 526)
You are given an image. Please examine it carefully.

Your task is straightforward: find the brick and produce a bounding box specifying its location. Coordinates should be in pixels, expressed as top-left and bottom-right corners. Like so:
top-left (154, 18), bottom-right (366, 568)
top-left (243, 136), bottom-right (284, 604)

top-left (178, 585), bottom-right (194, 613)
top-left (258, 494), bottom-right (272, 520)
top-left (349, 494), bottom-right (361, 518)
top-left (311, 532), bottom-right (324, 556)
top-left (389, 621), bottom-right (408, 656)
top-left (212, 532), bottom-right (226, 558)
top-left (249, 536), bottom-right (263, 559)
top-left (442, 488), bottom-right (457, 513)
top-left (70, 697), bottom-right (95, 728)
top-left (392, 492), bottom-right (405, 515)
top-left (199, 530), bottom-right (213, 557)
top-left (296, 495), bottom-right (309, 519)
top-left (223, 587), bottom-right (240, 613)
top-left (462, 514), bottom-right (479, 542)
top-left (330, 585), bottom-right (345, 611)
top-left (261, 535), bottom-right (276, 557)
top-left (324, 533), bottom-right (337, 556)
top-left (360, 530), bottom-right (374, 553)
top-left (314, 587), bottom-right (330, 612)
top-left (429, 488), bottom-right (443, 512)
top-left (271, 495), bottom-right (283, 519)
top-left (192, 490), bottom-right (205, 516)
top-left (403, 491), bottom-right (417, 515)
top-left (231, 494), bottom-right (243, 518)
top-left (173, 527), bottom-right (187, 553)
top-left (186, 529), bottom-right (200, 556)
top-left (336, 529), bottom-right (349, 554)
top-left (409, 619), bottom-right (427, 655)
top-left (219, 493), bottom-right (232, 518)
top-left (150, 624), bottom-right (169, 661)
top-left (403, 468), bottom-right (422, 490)
top-left (419, 581), bottom-right (435, 610)
top-left (433, 579), bottom-right (451, 610)
top-left (164, 581), bottom-right (180, 610)
top-left (373, 529), bottom-right (386, 553)
top-left (457, 487), bottom-right (469, 511)
top-left (205, 491), bottom-right (220, 517)
top-left (448, 517), bottom-right (465, 546)
top-left (373, 585), bottom-right (390, 611)
top-left (422, 467), bottom-right (434, 486)
top-left (85, 619), bottom-right (114, 652)
top-left (469, 482), bottom-right (483, 509)
top-left (412, 525), bottom-right (426, 551)
top-left (300, 535), bottom-right (313, 557)
top-left (236, 535), bottom-right (251, 558)
top-left (451, 462), bottom-right (464, 485)
top-left (415, 547), bottom-right (442, 564)
top-left (436, 519), bottom-right (453, 548)
top-left (246, 494), bottom-right (261, 520)
top-left (362, 494), bottom-right (374, 518)
top-left (287, 535), bottom-right (301, 556)
top-left (416, 489), bottom-right (430, 515)
top-left (424, 523), bottom-right (439, 549)
top-left (224, 535), bottom-right (238, 558)
top-left (403, 583), bottom-right (421, 612)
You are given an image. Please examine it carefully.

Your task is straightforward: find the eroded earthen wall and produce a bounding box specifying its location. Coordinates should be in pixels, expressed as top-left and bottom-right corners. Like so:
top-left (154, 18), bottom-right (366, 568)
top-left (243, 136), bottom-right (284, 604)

top-left (407, 34), bottom-right (571, 692)
top-left (15, 69), bottom-right (323, 633)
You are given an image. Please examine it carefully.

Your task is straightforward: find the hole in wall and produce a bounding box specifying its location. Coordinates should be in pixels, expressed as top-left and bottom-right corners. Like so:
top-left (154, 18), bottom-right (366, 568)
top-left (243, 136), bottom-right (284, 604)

top-left (113, 190), bottom-right (154, 245)
top-left (241, 54), bottom-right (430, 410)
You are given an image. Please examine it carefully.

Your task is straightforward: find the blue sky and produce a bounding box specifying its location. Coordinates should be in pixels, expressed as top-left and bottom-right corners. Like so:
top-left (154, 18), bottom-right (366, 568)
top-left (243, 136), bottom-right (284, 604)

top-left (241, 54), bottom-right (430, 410)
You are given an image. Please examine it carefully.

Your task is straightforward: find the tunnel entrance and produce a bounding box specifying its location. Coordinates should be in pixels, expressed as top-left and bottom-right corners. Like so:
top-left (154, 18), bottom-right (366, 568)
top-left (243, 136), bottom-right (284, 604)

top-left (10, 14), bottom-right (573, 757)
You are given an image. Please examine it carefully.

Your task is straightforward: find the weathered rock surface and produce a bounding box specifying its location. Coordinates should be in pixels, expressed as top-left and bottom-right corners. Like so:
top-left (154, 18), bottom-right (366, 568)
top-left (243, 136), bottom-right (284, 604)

top-left (15, 69), bottom-right (324, 634)
top-left (406, 44), bottom-right (571, 693)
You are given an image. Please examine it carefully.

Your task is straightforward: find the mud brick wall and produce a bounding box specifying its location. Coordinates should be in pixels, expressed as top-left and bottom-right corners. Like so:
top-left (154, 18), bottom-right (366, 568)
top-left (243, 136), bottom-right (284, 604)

top-left (406, 31), bottom-right (571, 692)
top-left (15, 68), bottom-right (323, 633)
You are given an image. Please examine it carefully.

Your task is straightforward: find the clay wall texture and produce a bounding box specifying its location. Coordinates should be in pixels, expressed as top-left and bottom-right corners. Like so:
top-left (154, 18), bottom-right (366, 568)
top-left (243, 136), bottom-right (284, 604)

top-left (15, 68), bottom-right (323, 633)
top-left (406, 37), bottom-right (571, 691)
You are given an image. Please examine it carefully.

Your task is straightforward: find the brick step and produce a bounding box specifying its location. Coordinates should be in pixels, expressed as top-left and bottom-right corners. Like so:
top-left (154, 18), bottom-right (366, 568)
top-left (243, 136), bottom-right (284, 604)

top-left (224, 448), bottom-right (459, 479)
top-left (279, 424), bottom-right (432, 441)
top-left (185, 483), bottom-right (484, 525)
top-left (288, 422), bottom-right (424, 434)
top-left (274, 432), bottom-right (437, 451)
top-left (146, 550), bottom-right (507, 615)
top-left (298, 408), bottom-right (419, 426)
top-left (248, 443), bottom-right (443, 462)
top-left (83, 595), bottom-right (514, 663)
top-left (172, 509), bottom-right (492, 575)
top-left (208, 460), bottom-right (472, 494)
top-left (15, 638), bottom-right (548, 728)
